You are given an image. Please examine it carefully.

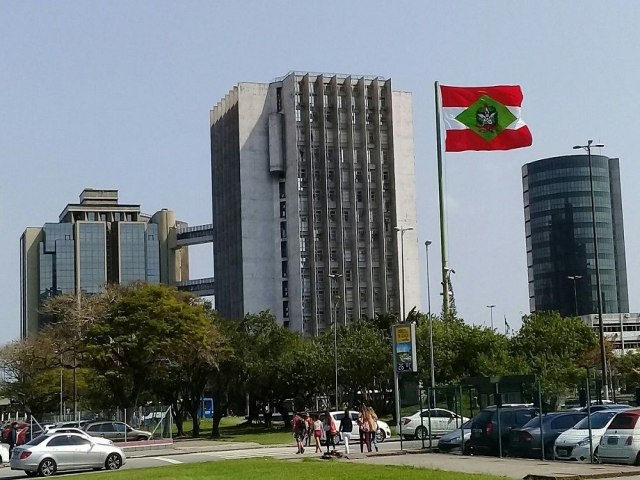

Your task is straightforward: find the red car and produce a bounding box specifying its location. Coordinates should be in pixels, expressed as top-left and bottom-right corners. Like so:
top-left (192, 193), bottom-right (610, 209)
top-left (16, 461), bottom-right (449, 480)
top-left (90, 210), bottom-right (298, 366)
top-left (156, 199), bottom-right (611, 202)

top-left (1, 421), bottom-right (41, 445)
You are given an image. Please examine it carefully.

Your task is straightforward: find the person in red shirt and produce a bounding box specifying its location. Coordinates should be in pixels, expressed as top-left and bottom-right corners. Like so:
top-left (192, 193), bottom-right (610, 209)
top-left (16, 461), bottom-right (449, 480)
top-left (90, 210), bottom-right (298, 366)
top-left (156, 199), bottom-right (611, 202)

top-left (291, 412), bottom-right (306, 454)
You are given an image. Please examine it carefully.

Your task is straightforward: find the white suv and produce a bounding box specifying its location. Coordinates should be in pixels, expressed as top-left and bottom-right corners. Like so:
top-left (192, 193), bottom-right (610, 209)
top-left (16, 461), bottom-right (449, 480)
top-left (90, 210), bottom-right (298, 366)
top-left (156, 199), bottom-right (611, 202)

top-left (400, 408), bottom-right (468, 440)
top-left (320, 410), bottom-right (392, 444)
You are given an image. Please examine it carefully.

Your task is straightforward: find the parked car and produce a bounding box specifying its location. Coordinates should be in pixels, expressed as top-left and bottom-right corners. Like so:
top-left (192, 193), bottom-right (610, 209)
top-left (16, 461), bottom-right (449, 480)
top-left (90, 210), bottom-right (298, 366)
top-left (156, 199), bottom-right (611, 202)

top-left (555, 410), bottom-right (622, 462)
top-left (598, 408), bottom-right (640, 465)
top-left (400, 408), bottom-right (469, 440)
top-left (44, 427), bottom-right (114, 446)
top-left (83, 421), bottom-right (151, 442)
top-left (509, 411), bottom-right (586, 458)
top-left (0, 443), bottom-right (9, 463)
top-left (10, 432), bottom-right (125, 477)
top-left (468, 405), bottom-right (538, 456)
top-left (580, 404), bottom-right (633, 413)
top-left (1, 421), bottom-right (43, 446)
top-left (319, 411), bottom-right (391, 445)
top-left (437, 420), bottom-right (472, 453)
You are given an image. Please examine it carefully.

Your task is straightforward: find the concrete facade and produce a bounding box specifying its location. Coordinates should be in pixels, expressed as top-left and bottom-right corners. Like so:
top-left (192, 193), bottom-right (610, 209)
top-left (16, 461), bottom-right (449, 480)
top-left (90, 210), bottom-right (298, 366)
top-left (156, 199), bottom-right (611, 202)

top-left (211, 72), bottom-right (420, 334)
top-left (581, 313), bottom-right (640, 355)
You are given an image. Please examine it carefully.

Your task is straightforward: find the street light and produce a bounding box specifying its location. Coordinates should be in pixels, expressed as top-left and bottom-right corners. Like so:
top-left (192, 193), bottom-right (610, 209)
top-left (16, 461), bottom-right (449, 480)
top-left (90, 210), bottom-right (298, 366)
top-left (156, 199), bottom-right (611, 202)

top-left (486, 305), bottom-right (496, 330)
top-left (425, 241), bottom-right (436, 406)
top-left (394, 226), bottom-right (414, 321)
top-left (568, 275), bottom-right (583, 316)
top-left (573, 139), bottom-right (608, 400)
top-left (328, 273), bottom-right (342, 410)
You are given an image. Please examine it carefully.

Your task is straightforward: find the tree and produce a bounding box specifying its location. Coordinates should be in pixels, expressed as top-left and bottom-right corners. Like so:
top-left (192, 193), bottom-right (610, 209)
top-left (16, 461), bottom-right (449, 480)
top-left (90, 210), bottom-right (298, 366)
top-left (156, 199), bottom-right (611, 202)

top-left (509, 311), bottom-right (598, 407)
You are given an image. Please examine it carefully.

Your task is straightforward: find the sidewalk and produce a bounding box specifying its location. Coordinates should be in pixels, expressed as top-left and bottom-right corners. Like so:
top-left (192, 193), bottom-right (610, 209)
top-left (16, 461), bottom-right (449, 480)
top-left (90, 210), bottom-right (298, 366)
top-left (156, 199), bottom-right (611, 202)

top-left (127, 440), bottom-right (640, 479)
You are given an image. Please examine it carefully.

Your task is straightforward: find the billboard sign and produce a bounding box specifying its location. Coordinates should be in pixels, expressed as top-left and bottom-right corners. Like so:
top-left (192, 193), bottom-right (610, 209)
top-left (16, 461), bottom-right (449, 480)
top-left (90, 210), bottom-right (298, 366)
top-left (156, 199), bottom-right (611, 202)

top-left (393, 323), bottom-right (417, 373)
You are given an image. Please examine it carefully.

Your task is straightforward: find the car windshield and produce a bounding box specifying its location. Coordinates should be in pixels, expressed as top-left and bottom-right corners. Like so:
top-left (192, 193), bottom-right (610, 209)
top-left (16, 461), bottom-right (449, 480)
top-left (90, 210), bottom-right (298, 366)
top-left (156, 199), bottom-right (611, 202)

top-left (461, 420), bottom-right (472, 429)
top-left (25, 434), bottom-right (50, 446)
top-left (574, 411), bottom-right (617, 430)
top-left (522, 416), bottom-right (542, 428)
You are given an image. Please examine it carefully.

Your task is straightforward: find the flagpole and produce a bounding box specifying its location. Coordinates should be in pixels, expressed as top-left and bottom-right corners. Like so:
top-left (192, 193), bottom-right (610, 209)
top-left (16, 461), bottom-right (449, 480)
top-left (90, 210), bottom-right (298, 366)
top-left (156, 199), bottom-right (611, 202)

top-left (434, 81), bottom-right (450, 318)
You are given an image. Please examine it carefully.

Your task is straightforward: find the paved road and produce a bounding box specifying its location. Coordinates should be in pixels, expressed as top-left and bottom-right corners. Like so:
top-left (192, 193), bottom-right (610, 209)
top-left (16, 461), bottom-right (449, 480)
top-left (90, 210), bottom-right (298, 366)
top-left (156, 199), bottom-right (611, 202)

top-left (2, 439), bottom-right (640, 479)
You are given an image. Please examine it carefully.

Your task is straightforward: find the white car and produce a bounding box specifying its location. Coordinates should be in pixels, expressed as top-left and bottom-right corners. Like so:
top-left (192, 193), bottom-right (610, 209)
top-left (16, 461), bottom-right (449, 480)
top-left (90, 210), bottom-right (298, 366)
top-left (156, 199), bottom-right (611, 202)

top-left (598, 408), bottom-right (640, 465)
top-left (400, 408), bottom-right (469, 440)
top-left (555, 410), bottom-right (621, 462)
top-left (0, 443), bottom-right (9, 463)
top-left (44, 427), bottom-right (114, 446)
top-left (321, 410), bottom-right (392, 444)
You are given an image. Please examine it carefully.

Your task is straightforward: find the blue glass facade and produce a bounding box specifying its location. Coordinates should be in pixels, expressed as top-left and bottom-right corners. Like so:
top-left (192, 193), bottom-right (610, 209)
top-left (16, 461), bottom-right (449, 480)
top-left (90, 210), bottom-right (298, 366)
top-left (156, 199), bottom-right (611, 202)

top-left (78, 222), bottom-right (107, 294)
top-left (118, 223), bottom-right (147, 283)
top-left (523, 155), bottom-right (629, 316)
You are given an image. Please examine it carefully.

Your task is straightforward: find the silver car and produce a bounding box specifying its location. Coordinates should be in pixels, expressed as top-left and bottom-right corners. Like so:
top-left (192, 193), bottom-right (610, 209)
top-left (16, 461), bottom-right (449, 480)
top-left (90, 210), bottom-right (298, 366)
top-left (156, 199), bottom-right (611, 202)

top-left (10, 432), bottom-right (125, 477)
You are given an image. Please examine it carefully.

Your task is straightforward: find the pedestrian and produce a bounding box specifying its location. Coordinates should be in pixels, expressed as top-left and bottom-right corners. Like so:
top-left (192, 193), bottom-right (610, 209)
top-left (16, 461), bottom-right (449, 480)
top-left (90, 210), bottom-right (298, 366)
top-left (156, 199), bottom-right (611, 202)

top-left (291, 412), bottom-right (306, 454)
top-left (323, 410), bottom-right (337, 453)
top-left (368, 406), bottom-right (379, 452)
top-left (304, 412), bottom-right (313, 447)
top-left (131, 412), bottom-right (139, 429)
top-left (339, 408), bottom-right (353, 455)
top-left (7, 422), bottom-right (18, 458)
top-left (313, 414), bottom-right (323, 453)
top-left (357, 405), bottom-right (371, 452)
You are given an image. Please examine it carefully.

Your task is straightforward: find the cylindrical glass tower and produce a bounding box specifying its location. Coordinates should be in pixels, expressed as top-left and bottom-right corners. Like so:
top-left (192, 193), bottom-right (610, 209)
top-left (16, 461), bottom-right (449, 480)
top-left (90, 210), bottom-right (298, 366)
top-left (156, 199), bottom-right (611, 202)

top-left (522, 155), bottom-right (628, 316)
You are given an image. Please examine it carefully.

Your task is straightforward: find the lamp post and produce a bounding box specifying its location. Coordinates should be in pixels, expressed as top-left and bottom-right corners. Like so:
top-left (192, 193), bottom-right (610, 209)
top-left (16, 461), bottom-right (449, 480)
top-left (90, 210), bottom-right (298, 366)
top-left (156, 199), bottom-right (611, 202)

top-left (486, 305), bottom-right (495, 330)
top-left (568, 275), bottom-right (583, 316)
top-left (425, 241), bottom-right (436, 406)
top-left (394, 226), bottom-right (414, 321)
top-left (328, 273), bottom-right (342, 410)
top-left (573, 140), bottom-right (608, 400)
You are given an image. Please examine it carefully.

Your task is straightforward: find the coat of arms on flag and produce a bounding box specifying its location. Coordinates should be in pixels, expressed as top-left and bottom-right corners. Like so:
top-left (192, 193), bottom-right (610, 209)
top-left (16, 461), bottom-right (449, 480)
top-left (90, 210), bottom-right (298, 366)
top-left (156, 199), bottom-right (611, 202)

top-left (440, 85), bottom-right (532, 152)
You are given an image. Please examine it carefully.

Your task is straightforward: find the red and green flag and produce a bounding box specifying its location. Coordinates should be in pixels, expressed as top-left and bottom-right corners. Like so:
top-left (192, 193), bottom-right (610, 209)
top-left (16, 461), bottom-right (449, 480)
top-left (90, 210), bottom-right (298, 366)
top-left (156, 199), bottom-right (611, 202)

top-left (440, 85), bottom-right (532, 152)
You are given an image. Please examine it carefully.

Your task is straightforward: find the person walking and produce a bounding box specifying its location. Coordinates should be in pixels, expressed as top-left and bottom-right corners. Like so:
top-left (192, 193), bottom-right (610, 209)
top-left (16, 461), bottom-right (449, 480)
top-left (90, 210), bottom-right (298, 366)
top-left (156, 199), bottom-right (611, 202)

top-left (304, 412), bottom-right (313, 447)
top-left (368, 406), bottom-right (379, 452)
top-left (323, 410), bottom-right (337, 453)
top-left (291, 412), bottom-right (306, 454)
top-left (313, 414), bottom-right (323, 453)
top-left (339, 408), bottom-right (353, 455)
top-left (7, 422), bottom-right (18, 458)
top-left (357, 405), bottom-right (371, 453)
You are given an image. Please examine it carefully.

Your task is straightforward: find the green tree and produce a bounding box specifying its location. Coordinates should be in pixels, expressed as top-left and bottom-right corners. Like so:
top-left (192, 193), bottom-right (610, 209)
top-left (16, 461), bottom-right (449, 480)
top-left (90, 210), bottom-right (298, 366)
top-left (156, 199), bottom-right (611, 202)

top-left (509, 311), bottom-right (598, 407)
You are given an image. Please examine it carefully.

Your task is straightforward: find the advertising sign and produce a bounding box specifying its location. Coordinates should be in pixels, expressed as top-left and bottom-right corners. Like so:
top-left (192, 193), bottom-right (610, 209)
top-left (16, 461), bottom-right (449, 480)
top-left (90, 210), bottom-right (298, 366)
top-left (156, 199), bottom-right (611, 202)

top-left (393, 323), bottom-right (417, 373)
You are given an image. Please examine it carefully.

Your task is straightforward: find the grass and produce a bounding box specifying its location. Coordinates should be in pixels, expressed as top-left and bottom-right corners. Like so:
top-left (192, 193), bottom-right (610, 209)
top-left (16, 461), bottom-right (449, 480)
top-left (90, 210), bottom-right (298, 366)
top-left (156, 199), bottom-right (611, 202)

top-left (80, 457), bottom-right (508, 479)
top-left (174, 416), bottom-right (295, 445)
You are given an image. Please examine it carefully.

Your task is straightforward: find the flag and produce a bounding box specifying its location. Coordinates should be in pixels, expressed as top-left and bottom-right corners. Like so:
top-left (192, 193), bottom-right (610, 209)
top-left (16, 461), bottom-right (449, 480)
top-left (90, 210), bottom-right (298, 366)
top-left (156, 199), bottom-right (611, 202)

top-left (504, 315), bottom-right (511, 335)
top-left (440, 85), bottom-right (532, 152)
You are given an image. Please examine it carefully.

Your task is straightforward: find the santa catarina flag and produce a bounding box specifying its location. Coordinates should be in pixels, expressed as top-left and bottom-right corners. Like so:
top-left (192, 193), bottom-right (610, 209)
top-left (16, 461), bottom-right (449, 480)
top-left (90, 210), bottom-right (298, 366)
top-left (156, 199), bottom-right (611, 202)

top-left (440, 85), bottom-right (532, 152)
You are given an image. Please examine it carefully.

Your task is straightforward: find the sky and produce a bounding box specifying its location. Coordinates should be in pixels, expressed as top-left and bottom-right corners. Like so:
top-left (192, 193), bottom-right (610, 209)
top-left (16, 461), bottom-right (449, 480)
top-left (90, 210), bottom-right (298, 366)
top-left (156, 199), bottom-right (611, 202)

top-left (2, 1), bottom-right (639, 341)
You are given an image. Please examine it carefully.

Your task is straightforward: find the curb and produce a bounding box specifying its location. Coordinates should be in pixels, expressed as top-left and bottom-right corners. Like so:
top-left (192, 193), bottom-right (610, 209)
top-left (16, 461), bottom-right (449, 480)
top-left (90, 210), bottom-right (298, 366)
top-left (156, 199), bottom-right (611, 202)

top-left (524, 474), bottom-right (640, 480)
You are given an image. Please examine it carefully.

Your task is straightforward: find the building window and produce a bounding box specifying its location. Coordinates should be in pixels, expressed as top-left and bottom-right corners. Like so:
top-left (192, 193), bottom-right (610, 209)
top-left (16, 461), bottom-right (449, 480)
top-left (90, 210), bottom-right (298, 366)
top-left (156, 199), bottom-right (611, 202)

top-left (280, 222), bottom-right (287, 239)
top-left (276, 87), bottom-right (282, 112)
top-left (282, 261), bottom-right (288, 278)
top-left (279, 182), bottom-right (286, 199)
top-left (283, 301), bottom-right (289, 318)
top-left (282, 281), bottom-right (289, 298)
top-left (280, 202), bottom-right (286, 219)
top-left (281, 241), bottom-right (288, 258)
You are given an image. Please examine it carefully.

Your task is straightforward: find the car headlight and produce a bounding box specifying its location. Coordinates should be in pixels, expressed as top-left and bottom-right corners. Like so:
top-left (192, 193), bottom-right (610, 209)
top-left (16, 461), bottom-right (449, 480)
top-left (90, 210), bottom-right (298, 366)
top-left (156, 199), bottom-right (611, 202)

top-left (575, 438), bottom-right (591, 447)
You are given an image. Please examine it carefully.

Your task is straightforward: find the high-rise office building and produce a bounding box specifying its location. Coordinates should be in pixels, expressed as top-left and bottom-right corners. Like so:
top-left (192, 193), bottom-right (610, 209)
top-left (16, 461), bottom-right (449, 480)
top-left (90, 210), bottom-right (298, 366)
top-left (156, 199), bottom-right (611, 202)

top-left (522, 155), bottom-right (629, 316)
top-left (210, 72), bottom-right (420, 334)
top-left (20, 189), bottom-right (190, 337)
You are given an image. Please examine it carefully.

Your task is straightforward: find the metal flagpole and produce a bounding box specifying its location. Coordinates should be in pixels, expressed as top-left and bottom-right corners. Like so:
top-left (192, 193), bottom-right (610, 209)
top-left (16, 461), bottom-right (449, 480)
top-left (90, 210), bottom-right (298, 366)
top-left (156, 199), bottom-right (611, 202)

top-left (434, 81), bottom-right (450, 318)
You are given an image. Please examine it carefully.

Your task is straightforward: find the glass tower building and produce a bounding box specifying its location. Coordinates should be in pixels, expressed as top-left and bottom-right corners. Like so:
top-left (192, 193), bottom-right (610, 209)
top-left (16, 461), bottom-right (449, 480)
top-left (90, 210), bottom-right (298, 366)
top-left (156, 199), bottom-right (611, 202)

top-left (20, 189), bottom-right (189, 337)
top-left (522, 155), bottom-right (629, 317)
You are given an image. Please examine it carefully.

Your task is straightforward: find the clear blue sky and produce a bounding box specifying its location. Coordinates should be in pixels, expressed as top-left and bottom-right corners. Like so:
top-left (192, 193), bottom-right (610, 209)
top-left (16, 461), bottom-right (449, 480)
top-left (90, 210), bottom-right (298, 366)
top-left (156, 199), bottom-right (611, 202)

top-left (2, 1), bottom-right (639, 340)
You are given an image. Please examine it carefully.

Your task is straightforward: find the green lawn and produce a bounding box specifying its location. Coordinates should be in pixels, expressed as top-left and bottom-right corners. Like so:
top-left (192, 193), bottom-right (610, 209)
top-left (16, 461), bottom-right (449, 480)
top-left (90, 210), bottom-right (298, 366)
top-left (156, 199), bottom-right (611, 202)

top-left (80, 458), bottom-right (508, 479)
top-left (174, 416), bottom-right (295, 445)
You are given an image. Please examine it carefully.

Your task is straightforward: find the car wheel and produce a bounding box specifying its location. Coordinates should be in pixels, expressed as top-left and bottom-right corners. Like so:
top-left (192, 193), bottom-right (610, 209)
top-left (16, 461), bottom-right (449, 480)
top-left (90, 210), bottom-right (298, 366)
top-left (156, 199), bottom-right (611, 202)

top-left (592, 446), bottom-right (599, 464)
top-left (137, 435), bottom-right (148, 441)
top-left (38, 458), bottom-right (57, 477)
top-left (376, 428), bottom-right (386, 443)
top-left (463, 441), bottom-right (471, 455)
top-left (634, 451), bottom-right (640, 466)
top-left (415, 426), bottom-right (429, 440)
top-left (403, 434), bottom-right (415, 440)
top-left (105, 452), bottom-right (123, 470)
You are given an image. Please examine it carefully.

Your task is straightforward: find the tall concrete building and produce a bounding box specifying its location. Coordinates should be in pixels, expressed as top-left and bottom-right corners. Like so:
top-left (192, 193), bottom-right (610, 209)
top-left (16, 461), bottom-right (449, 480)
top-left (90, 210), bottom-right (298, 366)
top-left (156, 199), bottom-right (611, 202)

top-left (522, 155), bottom-right (629, 317)
top-left (210, 72), bottom-right (420, 335)
top-left (20, 189), bottom-right (191, 337)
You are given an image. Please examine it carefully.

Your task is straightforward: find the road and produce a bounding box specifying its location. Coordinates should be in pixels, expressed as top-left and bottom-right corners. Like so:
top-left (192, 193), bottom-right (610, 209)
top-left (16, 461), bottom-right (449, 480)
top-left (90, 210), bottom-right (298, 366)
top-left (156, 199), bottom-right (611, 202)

top-left (4, 439), bottom-right (639, 480)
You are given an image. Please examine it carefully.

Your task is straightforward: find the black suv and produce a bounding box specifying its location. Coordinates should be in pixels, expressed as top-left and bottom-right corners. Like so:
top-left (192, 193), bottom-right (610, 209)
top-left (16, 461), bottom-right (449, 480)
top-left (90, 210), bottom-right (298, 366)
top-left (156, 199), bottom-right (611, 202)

top-left (468, 405), bottom-right (538, 456)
